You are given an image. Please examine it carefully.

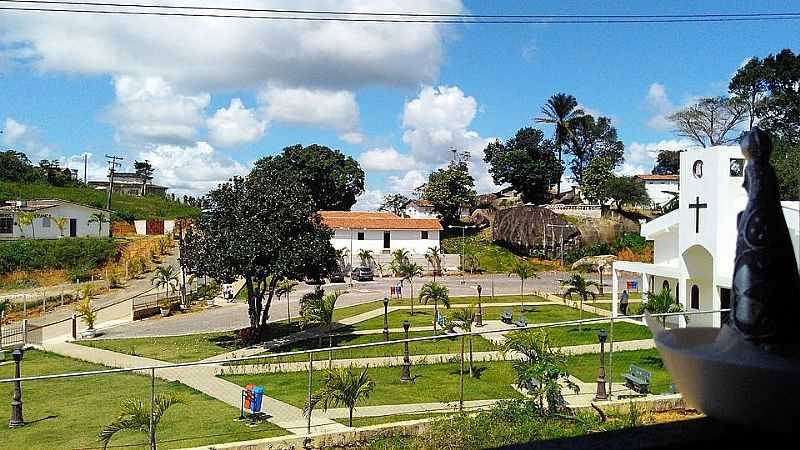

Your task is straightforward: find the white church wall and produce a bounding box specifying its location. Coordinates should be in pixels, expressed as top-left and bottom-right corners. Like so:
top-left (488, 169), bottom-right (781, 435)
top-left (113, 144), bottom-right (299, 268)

top-left (652, 234), bottom-right (680, 266)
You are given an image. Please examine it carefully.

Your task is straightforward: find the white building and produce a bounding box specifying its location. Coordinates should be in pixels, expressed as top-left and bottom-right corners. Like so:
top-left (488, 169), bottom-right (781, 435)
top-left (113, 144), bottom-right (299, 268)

top-left (0, 199), bottom-right (111, 240)
top-left (634, 174), bottom-right (680, 207)
top-left (402, 199), bottom-right (470, 219)
top-left (611, 146), bottom-right (800, 328)
top-left (321, 211), bottom-right (442, 261)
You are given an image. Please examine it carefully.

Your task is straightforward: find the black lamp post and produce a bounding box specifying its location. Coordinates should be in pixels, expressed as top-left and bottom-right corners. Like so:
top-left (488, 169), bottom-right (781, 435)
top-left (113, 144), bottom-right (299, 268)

top-left (594, 330), bottom-right (609, 401)
top-left (9, 348), bottom-right (24, 428)
top-left (382, 297), bottom-right (389, 342)
top-left (475, 284), bottom-right (483, 327)
top-left (400, 320), bottom-right (411, 382)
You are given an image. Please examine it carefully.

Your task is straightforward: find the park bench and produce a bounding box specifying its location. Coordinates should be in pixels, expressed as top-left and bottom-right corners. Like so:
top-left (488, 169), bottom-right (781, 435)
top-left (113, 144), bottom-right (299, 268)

top-left (501, 309), bottom-right (513, 324)
top-left (514, 315), bottom-right (528, 328)
top-left (623, 365), bottom-right (651, 395)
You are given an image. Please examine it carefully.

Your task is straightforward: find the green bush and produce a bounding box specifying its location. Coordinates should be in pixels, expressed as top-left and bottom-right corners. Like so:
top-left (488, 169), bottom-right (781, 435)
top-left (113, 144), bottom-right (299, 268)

top-left (564, 232), bottom-right (649, 264)
top-left (0, 238), bottom-right (119, 275)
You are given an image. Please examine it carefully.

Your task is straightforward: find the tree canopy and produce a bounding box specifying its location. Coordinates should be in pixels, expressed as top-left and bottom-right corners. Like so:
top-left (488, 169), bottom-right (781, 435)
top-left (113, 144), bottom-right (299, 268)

top-left (667, 96), bottom-right (748, 148)
top-left (564, 115), bottom-right (625, 184)
top-left (580, 157), bottom-right (616, 204)
top-left (534, 93), bottom-right (585, 194)
top-left (421, 160), bottom-right (476, 224)
top-left (483, 127), bottom-right (562, 205)
top-left (1, 151), bottom-right (79, 186)
top-left (378, 193), bottom-right (410, 217)
top-left (252, 143), bottom-right (365, 211)
top-left (605, 176), bottom-right (650, 210)
top-left (652, 150), bottom-right (681, 175)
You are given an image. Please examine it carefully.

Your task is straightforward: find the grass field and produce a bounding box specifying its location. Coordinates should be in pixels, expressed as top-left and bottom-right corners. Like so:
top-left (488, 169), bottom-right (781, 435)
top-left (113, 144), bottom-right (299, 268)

top-left (222, 361), bottom-right (521, 409)
top-left (336, 411), bottom-right (453, 427)
top-left (566, 349), bottom-right (673, 394)
top-left (0, 351), bottom-right (286, 450)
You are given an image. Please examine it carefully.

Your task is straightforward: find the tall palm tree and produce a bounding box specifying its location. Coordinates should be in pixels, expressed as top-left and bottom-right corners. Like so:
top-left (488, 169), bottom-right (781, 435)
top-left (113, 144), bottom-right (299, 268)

top-left (399, 261), bottom-right (423, 315)
top-left (52, 216), bottom-right (67, 237)
top-left (419, 281), bottom-right (450, 335)
top-left (304, 366), bottom-right (375, 427)
top-left (425, 246), bottom-right (443, 281)
top-left (276, 278), bottom-right (299, 324)
top-left (336, 247), bottom-right (350, 270)
top-left (561, 274), bottom-right (601, 331)
top-left (534, 93), bottom-right (584, 195)
top-left (301, 290), bottom-right (341, 346)
top-left (99, 394), bottom-right (183, 450)
top-left (16, 211), bottom-right (37, 238)
top-left (452, 306), bottom-right (476, 377)
top-left (88, 212), bottom-right (109, 237)
top-left (508, 260), bottom-right (538, 307)
top-left (151, 265), bottom-right (178, 302)
top-left (357, 249), bottom-right (375, 268)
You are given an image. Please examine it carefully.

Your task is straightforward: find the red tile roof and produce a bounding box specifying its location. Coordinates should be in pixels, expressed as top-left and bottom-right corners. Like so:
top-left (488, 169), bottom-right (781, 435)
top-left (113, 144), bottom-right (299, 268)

top-left (635, 174), bottom-right (679, 181)
top-left (319, 211), bottom-right (443, 231)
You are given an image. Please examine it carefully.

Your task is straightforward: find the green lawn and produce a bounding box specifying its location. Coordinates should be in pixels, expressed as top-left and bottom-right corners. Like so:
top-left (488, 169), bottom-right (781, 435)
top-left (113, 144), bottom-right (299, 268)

top-left (0, 351), bottom-right (286, 450)
top-left (440, 231), bottom-right (558, 273)
top-left (336, 411), bottom-right (454, 427)
top-left (566, 349), bottom-right (673, 394)
top-left (222, 362), bottom-right (521, 409)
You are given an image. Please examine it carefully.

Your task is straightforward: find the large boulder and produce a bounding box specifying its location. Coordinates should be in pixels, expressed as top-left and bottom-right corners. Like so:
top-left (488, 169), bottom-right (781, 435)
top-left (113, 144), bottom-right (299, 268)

top-left (492, 205), bottom-right (580, 255)
top-left (476, 193), bottom-right (498, 208)
top-left (470, 208), bottom-right (494, 228)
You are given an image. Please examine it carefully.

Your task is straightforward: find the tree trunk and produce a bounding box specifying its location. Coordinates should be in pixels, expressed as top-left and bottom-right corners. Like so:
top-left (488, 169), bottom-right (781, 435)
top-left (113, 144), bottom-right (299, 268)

top-left (259, 276), bottom-right (280, 328)
top-left (349, 407), bottom-right (353, 427)
top-left (244, 276), bottom-right (259, 332)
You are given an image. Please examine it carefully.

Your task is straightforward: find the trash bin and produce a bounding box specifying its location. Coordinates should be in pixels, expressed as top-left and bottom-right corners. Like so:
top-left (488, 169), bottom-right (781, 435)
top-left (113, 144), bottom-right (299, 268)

top-left (252, 386), bottom-right (265, 413)
top-left (243, 384), bottom-right (255, 411)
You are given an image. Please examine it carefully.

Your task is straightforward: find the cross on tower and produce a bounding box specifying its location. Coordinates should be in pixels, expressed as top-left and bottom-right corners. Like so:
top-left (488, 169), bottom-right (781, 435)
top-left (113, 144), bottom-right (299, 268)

top-left (688, 196), bottom-right (708, 233)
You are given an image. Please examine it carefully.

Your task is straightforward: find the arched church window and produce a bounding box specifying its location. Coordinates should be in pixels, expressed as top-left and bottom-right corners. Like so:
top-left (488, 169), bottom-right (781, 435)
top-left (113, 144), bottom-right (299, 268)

top-left (662, 280), bottom-right (670, 293)
top-left (691, 285), bottom-right (700, 309)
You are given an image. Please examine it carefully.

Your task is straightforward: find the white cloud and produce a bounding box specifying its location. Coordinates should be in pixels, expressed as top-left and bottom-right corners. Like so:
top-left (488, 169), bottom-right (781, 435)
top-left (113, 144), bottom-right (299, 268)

top-left (338, 131), bottom-right (365, 145)
top-left (2, 117), bottom-right (28, 143)
top-left (1, 116), bottom-right (56, 158)
top-left (389, 170), bottom-right (427, 194)
top-left (618, 139), bottom-right (698, 175)
top-left (358, 147), bottom-right (417, 171)
top-left (137, 141), bottom-right (249, 195)
top-left (206, 98), bottom-right (266, 148)
top-left (259, 86), bottom-right (359, 131)
top-left (0, 0), bottom-right (462, 91)
top-left (106, 76), bottom-right (210, 144)
top-left (521, 40), bottom-right (536, 62)
top-left (644, 82), bottom-right (676, 131)
top-left (353, 189), bottom-right (385, 211)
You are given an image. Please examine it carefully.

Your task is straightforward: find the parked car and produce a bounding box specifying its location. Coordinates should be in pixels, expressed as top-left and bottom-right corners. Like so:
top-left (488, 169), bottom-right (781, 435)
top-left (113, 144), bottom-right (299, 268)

top-left (351, 267), bottom-right (374, 282)
top-left (304, 276), bottom-right (325, 285)
top-left (329, 270), bottom-right (346, 283)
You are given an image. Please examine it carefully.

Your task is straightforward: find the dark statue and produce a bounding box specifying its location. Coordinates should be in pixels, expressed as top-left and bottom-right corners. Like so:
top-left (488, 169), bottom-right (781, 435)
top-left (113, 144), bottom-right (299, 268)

top-left (732, 127), bottom-right (800, 355)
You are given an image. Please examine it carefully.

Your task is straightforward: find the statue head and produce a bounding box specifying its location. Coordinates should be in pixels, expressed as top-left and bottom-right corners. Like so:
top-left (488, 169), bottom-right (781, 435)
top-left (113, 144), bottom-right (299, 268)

top-left (740, 126), bottom-right (772, 162)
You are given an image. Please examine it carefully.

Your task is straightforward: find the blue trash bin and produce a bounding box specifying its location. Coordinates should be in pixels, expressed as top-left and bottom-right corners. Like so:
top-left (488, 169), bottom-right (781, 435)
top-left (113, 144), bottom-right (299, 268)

top-left (251, 386), bottom-right (264, 413)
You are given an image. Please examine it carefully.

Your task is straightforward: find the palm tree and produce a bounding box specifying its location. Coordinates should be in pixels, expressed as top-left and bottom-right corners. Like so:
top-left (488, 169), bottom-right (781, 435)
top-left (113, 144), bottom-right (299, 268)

top-left (357, 249), bottom-right (375, 268)
top-left (419, 281), bottom-right (450, 335)
top-left (301, 290), bottom-right (341, 346)
top-left (561, 274), bottom-right (601, 331)
top-left (151, 265), bottom-right (178, 302)
top-left (52, 216), bottom-right (67, 237)
top-left (74, 288), bottom-right (97, 333)
top-left (425, 246), bottom-right (443, 280)
top-left (16, 211), bottom-right (37, 238)
top-left (99, 394), bottom-right (183, 450)
top-left (399, 261), bottom-right (423, 315)
top-left (276, 278), bottom-right (299, 324)
top-left (336, 247), bottom-right (350, 270)
top-left (452, 306), bottom-right (476, 377)
top-left (534, 93), bottom-right (584, 195)
top-left (390, 248), bottom-right (410, 275)
top-left (508, 260), bottom-right (538, 307)
top-left (88, 212), bottom-right (109, 237)
top-left (304, 366), bottom-right (375, 427)
top-left (640, 286), bottom-right (686, 327)
top-left (464, 252), bottom-right (481, 274)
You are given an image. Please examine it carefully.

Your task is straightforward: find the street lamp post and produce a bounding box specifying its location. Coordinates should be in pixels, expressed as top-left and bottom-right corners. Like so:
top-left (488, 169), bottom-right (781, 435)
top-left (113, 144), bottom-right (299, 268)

top-left (9, 348), bottom-right (24, 428)
top-left (400, 320), bottom-right (411, 382)
top-left (594, 330), bottom-right (609, 401)
top-left (475, 284), bottom-right (483, 327)
top-left (382, 297), bottom-right (389, 342)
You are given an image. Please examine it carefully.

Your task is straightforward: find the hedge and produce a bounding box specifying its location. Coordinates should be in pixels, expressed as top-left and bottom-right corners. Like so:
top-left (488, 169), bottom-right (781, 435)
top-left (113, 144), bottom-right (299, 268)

top-left (0, 237), bottom-right (119, 274)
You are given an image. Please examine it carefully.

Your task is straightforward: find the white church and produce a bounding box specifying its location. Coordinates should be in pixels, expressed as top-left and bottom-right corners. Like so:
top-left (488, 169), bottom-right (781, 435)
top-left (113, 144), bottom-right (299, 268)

top-left (611, 146), bottom-right (800, 327)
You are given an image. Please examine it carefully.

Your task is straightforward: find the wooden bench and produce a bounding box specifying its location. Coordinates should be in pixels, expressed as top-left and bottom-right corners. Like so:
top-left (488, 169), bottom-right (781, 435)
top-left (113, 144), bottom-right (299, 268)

top-left (623, 365), bottom-right (651, 394)
top-left (514, 315), bottom-right (528, 328)
top-left (501, 309), bottom-right (513, 324)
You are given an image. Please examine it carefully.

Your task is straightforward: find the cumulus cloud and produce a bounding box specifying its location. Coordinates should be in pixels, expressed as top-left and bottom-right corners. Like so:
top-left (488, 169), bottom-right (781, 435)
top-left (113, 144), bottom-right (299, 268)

top-left (106, 76), bottom-right (210, 144)
top-left (206, 98), bottom-right (266, 148)
top-left (259, 86), bottom-right (359, 131)
top-left (2, 116), bottom-right (56, 158)
top-left (389, 170), bottom-right (427, 194)
top-left (644, 82), bottom-right (676, 131)
top-left (353, 189), bottom-right (386, 211)
top-left (338, 131), bottom-right (365, 145)
top-left (358, 147), bottom-right (417, 171)
top-left (617, 139), bottom-right (698, 176)
top-left (2, 117), bottom-right (28, 144)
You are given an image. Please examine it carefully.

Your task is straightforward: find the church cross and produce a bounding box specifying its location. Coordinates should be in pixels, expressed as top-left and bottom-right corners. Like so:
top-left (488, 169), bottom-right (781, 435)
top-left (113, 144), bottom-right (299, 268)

top-left (688, 196), bottom-right (708, 233)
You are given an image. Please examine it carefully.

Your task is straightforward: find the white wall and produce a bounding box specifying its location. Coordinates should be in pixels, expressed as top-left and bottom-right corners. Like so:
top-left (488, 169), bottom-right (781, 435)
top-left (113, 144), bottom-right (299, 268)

top-left (331, 228), bottom-right (441, 259)
top-left (0, 203), bottom-right (110, 239)
top-left (644, 180), bottom-right (679, 206)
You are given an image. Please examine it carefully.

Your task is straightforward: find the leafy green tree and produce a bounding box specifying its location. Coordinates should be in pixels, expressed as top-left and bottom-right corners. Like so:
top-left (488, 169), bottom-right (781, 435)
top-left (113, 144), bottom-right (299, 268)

top-left (561, 274), bottom-right (600, 331)
top-left (134, 160), bottom-right (155, 196)
top-left (729, 57), bottom-right (768, 130)
top-left (605, 176), bottom-right (651, 210)
top-left (422, 160), bottom-right (476, 225)
top-left (483, 127), bottom-right (562, 205)
top-left (565, 115), bottom-right (625, 184)
top-left (580, 157), bottom-right (615, 204)
top-left (452, 306), bottom-right (476, 377)
top-left (37, 159), bottom-right (78, 187)
top-left (668, 96), bottom-right (748, 147)
top-left (99, 394), bottom-right (183, 450)
top-left (0, 150), bottom-right (42, 182)
top-left (508, 260), bottom-right (538, 306)
top-left (420, 281), bottom-right (450, 335)
top-left (378, 193), bottom-right (410, 217)
top-left (535, 93), bottom-right (585, 194)
top-left (772, 139), bottom-right (800, 200)
top-left (16, 211), bottom-right (37, 238)
top-left (88, 212), bottom-right (109, 236)
top-left (252, 143), bottom-right (364, 211)
top-left (464, 252), bottom-right (481, 274)
top-left (305, 367), bottom-right (375, 427)
top-left (652, 150), bottom-right (681, 175)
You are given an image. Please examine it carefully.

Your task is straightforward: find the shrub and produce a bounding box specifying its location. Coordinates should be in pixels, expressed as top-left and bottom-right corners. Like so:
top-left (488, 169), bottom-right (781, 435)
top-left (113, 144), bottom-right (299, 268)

top-left (106, 269), bottom-right (123, 289)
top-left (0, 238), bottom-right (118, 275)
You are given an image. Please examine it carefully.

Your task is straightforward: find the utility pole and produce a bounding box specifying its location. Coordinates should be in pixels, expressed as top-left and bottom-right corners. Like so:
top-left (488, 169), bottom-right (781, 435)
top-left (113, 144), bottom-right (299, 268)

top-left (83, 154), bottom-right (88, 184)
top-left (104, 154), bottom-right (123, 211)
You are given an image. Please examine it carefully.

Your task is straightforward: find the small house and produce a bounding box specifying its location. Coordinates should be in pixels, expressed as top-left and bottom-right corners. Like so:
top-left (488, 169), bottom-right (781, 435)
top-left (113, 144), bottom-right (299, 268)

top-left (0, 199), bottom-right (111, 239)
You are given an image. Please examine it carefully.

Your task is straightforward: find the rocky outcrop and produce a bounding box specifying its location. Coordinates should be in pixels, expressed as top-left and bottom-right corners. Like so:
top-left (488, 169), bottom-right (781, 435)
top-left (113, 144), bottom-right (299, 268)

top-left (492, 205), bottom-right (580, 255)
top-left (571, 211), bottom-right (641, 246)
top-left (470, 208), bottom-right (494, 228)
top-left (476, 193), bottom-right (497, 208)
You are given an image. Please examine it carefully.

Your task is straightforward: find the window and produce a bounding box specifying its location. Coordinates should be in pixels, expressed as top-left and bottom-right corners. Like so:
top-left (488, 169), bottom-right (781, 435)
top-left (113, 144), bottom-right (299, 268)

top-left (0, 217), bottom-right (12, 234)
top-left (691, 285), bottom-right (700, 309)
top-left (42, 216), bottom-right (51, 228)
top-left (421, 230), bottom-right (428, 239)
top-left (357, 232), bottom-right (364, 240)
top-left (662, 280), bottom-right (669, 293)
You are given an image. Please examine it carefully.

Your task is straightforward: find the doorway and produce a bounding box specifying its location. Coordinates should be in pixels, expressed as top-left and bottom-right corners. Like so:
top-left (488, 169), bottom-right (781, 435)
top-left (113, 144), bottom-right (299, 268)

top-left (69, 218), bottom-right (77, 237)
top-left (383, 231), bottom-right (390, 249)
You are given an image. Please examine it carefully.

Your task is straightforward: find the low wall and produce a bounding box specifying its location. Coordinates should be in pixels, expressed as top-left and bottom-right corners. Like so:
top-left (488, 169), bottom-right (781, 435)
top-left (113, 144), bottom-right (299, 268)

top-left (543, 204), bottom-right (603, 219)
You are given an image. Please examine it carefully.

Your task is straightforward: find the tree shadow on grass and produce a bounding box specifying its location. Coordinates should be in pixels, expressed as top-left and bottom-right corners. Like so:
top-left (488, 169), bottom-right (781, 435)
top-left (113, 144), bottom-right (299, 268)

top-left (448, 365), bottom-right (488, 379)
top-left (642, 355), bottom-right (664, 368)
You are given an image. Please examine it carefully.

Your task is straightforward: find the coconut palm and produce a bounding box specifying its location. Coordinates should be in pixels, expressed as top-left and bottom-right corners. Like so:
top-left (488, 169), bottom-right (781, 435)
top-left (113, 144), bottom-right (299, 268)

top-left (276, 278), bottom-right (299, 324)
top-left (425, 246), bottom-right (443, 280)
top-left (88, 212), bottom-right (109, 237)
top-left (304, 366), bottom-right (375, 427)
top-left (357, 249), bottom-right (375, 268)
top-left (16, 211), bottom-right (37, 238)
top-left (336, 247), bottom-right (350, 271)
top-left (640, 286), bottom-right (686, 327)
top-left (452, 306), bottom-right (476, 377)
top-left (534, 93), bottom-right (584, 194)
top-left (99, 394), bottom-right (184, 450)
top-left (52, 216), bottom-right (68, 237)
top-left (419, 281), bottom-right (450, 335)
top-left (74, 288), bottom-right (97, 331)
top-left (398, 261), bottom-right (423, 315)
top-left (390, 248), bottom-right (410, 275)
top-left (508, 260), bottom-right (538, 307)
top-left (301, 290), bottom-right (341, 346)
top-left (151, 265), bottom-right (178, 302)
top-left (561, 274), bottom-right (601, 331)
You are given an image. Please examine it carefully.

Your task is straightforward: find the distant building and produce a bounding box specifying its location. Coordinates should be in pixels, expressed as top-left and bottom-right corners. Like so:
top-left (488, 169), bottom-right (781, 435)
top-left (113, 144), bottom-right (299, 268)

top-left (88, 172), bottom-right (168, 197)
top-left (634, 174), bottom-right (680, 208)
top-left (320, 211), bottom-right (442, 257)
top-left (402, 199), bottom-right (470, 219)
top-left (0, 199), bottom-right (111, 240)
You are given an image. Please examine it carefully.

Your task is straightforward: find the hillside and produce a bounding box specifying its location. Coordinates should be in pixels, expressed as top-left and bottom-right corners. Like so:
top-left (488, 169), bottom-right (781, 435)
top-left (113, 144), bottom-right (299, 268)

top-left (0, 181), bottom-right (199, 220)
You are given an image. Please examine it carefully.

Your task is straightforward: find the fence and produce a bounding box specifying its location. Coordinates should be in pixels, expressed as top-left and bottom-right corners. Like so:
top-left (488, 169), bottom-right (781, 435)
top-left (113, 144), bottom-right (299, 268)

top-left (0, 308), bottom-right (723, 449)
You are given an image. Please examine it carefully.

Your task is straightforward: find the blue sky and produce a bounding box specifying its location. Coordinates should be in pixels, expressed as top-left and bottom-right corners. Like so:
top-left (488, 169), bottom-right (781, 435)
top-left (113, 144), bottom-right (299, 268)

top-left (0, 0), bottom-right (797, 208)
